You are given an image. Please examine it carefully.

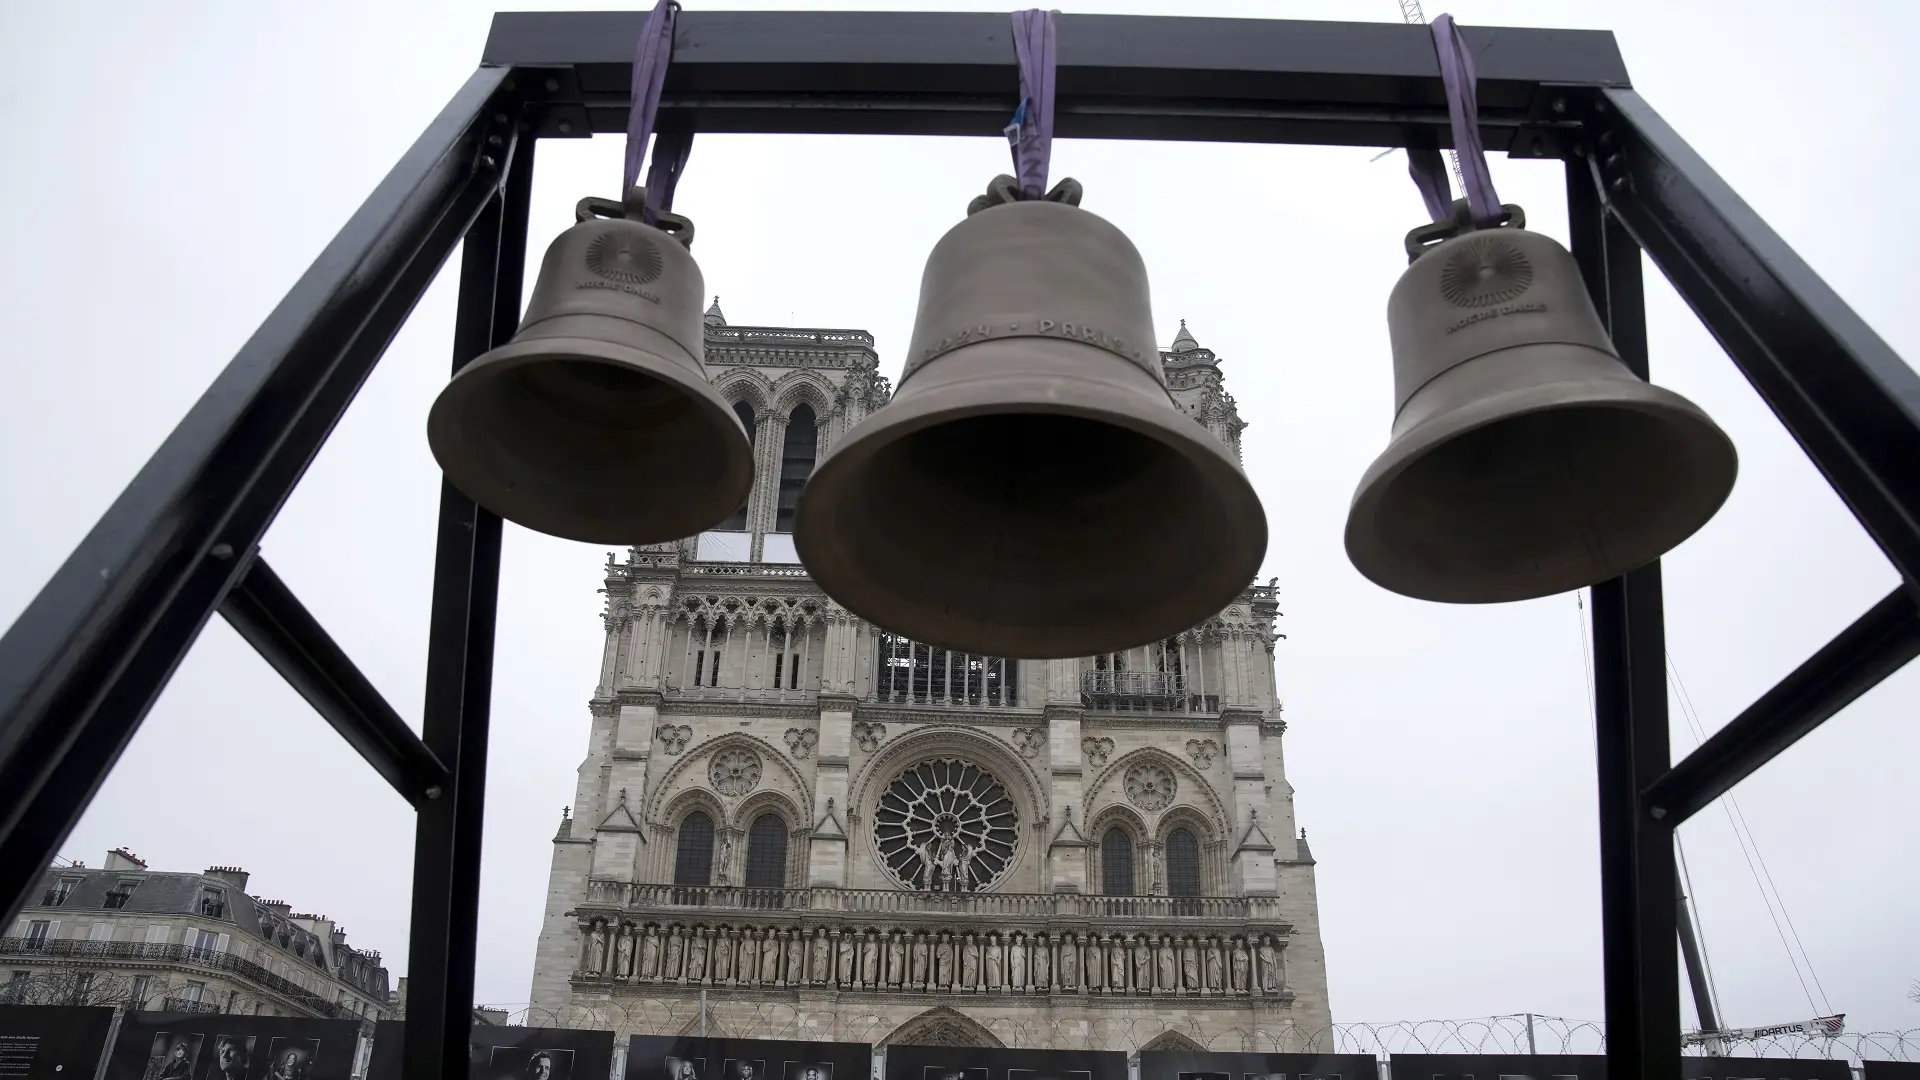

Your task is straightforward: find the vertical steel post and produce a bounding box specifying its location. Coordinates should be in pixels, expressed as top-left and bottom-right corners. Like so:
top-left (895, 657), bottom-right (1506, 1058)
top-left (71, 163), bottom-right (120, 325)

top-left (399, 135), bottom-right (535, 1079)
top-left (1568, 157), bottom-right (1683, 1080)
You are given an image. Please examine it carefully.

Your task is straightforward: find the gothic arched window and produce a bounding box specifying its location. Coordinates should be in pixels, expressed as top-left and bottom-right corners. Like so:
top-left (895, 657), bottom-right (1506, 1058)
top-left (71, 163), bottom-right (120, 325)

top-left (744, 812), bottom-right (787, 888)
top-left (1166, 827), bottom-right (1201, 896)
top-left (1101, 827), bottom-right (1135, 896)
top-left (774, 403), bottom-right (817, 533)
top-left (673, 811), bottom-right (715, 886)
top-left (719, 402), bottom-right (756, 531)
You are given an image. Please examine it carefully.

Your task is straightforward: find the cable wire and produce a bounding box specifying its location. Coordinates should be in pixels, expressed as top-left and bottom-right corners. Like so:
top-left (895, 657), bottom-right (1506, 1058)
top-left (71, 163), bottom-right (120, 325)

top-left (1667, 652), bottom-right (1826, 1016)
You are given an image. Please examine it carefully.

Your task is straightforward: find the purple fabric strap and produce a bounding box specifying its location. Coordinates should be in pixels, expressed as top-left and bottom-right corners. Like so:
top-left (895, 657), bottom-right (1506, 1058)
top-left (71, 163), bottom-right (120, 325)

top-left (1009, 9), bottom-right (1058, 200)
top-left (624, 0), bottom-right (681, 224)
top-left (1407, 139), bottom-right (1454, 222)
top-left (1426, 14), bottom-right (1502, 225)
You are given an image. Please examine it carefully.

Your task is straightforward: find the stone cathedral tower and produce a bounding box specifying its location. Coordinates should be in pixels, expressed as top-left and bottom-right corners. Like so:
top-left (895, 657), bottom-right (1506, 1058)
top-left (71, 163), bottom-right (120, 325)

top-left (527, 301), bottom-right (1332, 1051)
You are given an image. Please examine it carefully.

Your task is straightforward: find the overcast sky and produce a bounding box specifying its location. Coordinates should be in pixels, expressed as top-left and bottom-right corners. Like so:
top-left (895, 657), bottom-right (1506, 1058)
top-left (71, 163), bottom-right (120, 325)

top-left (2, 0), bottom-right (1917, 1050)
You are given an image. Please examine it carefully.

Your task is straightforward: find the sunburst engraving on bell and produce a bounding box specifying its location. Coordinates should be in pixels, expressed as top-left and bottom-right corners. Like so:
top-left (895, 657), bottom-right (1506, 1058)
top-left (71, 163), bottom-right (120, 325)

top-left (584, 231), bottom-right (665, 286)
top-left (1439, 235), bottom-right (1534, 308)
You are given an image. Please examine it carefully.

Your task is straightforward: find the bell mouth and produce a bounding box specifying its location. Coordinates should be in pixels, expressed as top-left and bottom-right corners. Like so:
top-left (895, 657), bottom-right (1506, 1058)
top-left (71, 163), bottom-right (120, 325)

top-left (428, 336), bottom-right (752, 544)
top-left (797, 391), bottom-right (1267, 658)
top-left (1348, 389), bottom-right (1738, 603)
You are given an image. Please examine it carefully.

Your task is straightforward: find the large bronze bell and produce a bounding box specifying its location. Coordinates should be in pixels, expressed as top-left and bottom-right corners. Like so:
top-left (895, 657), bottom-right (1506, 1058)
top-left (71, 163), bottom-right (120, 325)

top-left (795, 177), bottom-right (1268, 659)
top-left (1345, 202), bottom-right (1738, 603)
top-left (427, 188), bottom-right (752, 544)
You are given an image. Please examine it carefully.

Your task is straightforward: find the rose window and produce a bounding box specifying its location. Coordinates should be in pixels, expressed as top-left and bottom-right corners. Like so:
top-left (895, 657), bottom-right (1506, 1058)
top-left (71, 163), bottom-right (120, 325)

top-left (709, 749), bottom-right (762, 796)
top-left (873, 758), bottom-right (1017, 892)
top-left (1125, 761), bottom-right (1176, 810)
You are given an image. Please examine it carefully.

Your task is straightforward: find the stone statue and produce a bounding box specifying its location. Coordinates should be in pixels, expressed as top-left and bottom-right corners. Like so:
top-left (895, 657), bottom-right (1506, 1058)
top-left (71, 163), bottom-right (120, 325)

top-left (861, 930), bottom-right (880, 986)
top-left (910, 933), bottom-right (928, 987)
top-left (1257, 935), bottom-right (1280, 992)
top-left (784, 928), bottom-right (802, 983)
top-left (1032, 934), bottom-right (1050, 989)
top-left (1230, 937), bottom-right (1250, 992)
top-left (836, 931), bottom-right (855, 986)
top-left (1147, 844), bottom-right (1162, 894)
top-left (587, 923), bottom-right (607, 973)
top-left (1059, 933), bottom-right (1078, 989)
top-left (713, 929), bottom-right (733, 983)
top-left (935, 932), bottom-right (953, 987)
top-left (914, 839), bottom-right (936, 890)
top-left (934, 835), bottom-right (961, 892)
top-left (810, 929), bottom-right (828, 984)
top-left (641, 926), bottom-right (661, 980)
top-left (664, 929), bottom-right (684, 980)
top-left (985, 935), bottom-right (1004, 988)
top-left (1132, 935), bottom-right (1153, 991)
top-left (954, 843), bottom-right (976, 892)
top-left (679, 928), bottom-right (700, 981)
top-left (1181, 936), bottom-right (1200, 990)
top-left (752, 922), bottom-right (775, 980)
top-left (717, 831), bottom-right (734, 886)
top-left (1107, 935), bottom-right (1127, 991)
top-left (960, 933), bottom-right (979, 988)
top-left (1155, 934), bottom-right (1177, 990)
top-left (733, 922), bottom-right (756, 980)
top-left (614, 925), bottom-right (634, 977)
top-left (1009, 935), bottom-right (1027, 990)
top-left (886, 931), bottom-right (905, 986)
top-left (1204, 937), bottom-right (1223, 991)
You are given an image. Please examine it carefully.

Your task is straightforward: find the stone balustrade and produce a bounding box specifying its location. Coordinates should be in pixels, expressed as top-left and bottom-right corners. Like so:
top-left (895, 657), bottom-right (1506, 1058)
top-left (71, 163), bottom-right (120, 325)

top-left (571, 883), bottom-right (1292, 999)
top-left (583, 882), bottom-right (1278, 922)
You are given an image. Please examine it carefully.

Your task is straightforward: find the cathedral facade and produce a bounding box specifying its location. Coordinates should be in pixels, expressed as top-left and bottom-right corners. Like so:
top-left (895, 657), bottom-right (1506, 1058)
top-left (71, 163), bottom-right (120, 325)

top-left (526, 301), bottom-right (1331, 1051)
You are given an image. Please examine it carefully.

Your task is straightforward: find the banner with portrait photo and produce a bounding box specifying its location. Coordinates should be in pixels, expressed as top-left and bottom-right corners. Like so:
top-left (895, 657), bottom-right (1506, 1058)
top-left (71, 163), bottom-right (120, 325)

top-left (366, 1020), bottom-right (615, 1080)
top-left (0, 1005), bottom-right (117, 1079)
top-left (104, 1012), bottom-right (358, 1080)
top-left (627, 1035), bottom-right (871, 1080)
top-left (1680, 1058), bottom-right (1851, 1080)
top-left (884, 1041), bottom-right (1126, 1080)
top-left (1385, 1054), bottom-right (1606, 1080)
top-left (1139, 1048), bottom-right (1378, 1080)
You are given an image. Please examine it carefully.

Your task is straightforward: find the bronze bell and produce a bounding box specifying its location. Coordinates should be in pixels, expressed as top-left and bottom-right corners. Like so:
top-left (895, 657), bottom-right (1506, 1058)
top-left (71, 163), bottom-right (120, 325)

top-left (795, 177), bottom-right (1268, 659)
top-left (1345, 202), bottom-right (1738, 603)
top-left (427, 188), bottom-right (752, 544)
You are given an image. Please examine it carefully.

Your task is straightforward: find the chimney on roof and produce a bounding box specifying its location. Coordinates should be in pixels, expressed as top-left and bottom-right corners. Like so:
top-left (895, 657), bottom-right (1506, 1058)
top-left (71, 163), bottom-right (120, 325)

top-left (204, 866), bottom-right (250, 892)
top-left (258, 899), bottom-right (292, 916)
top-left (105, 848), bottom-right (147, 871)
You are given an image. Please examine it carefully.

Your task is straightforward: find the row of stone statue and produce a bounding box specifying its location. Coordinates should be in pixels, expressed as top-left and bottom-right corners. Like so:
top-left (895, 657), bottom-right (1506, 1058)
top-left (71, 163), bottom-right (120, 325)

top-left (578, 921), bottom-right (1287, 996)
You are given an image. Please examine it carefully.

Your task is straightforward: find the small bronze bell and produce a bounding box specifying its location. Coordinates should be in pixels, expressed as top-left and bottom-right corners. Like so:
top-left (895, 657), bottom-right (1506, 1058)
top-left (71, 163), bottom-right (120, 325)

top-left (795, 177), bottom-right (1268, 659)
top-left (427, 188), bottom-right (752, 544)
top-left (1345, 202), bottom-right (1738, 603)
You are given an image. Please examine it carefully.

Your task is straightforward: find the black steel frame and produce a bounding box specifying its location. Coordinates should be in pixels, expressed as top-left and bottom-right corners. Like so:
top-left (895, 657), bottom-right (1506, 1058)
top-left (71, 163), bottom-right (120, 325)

top-left (1, 10), bottom-right (1915, 1078)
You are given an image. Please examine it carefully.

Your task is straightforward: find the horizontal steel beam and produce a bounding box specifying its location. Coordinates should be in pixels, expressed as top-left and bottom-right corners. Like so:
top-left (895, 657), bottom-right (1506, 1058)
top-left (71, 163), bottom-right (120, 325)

top-left (1597, 86), bottom-right (1920, 589)
top-left (0, 65), bottom-right (520, 936)
top-left (220, 555), bottom-right (448, 806)
top-left (484, 10), bottom-right (1626, 150)
top-left (1644, 587), bottom-right (1920, 827)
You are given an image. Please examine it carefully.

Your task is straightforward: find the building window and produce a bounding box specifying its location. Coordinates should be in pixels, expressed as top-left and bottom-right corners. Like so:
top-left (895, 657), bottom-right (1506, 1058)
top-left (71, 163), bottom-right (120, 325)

top-left (743, 813), bottom-right (787, 889)
top-left (179, 981), bottom-right (204, 1004)
top-left (43, 877), bottom-right (78, 906)
top-left (1166, 828), bottom-right (1201, 896)
top-left (673, 811), bottom-right (715, 886)
top-left (196, 887), bottom-right (225, 918)
top-left (874, 633), bottom-right (1017, 707)
top-left (1101, 828), bottom-right (1135, 896)
top-left (3, 972), bottom-right (26, 1004)
top-left (24, 921), bottom-right (50, 946)
top-left (192, 929), bottom-right (220, 958)
top-left (774, 403), bottom-right (817, 533)
top-left (71, 972), bottom-right (94, 1003)
top-left (128, 974), bottom-right (150, 1008)
top-left (102, 880), bottom-right (138, 909)
top-left (693, 647), bottom-right (721, 688)
top-left (719, 402), bottom-right (756, 531)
